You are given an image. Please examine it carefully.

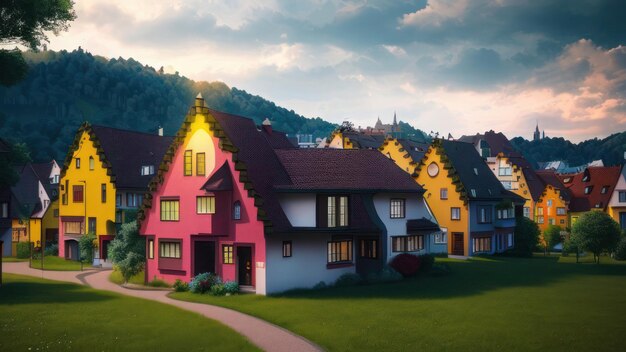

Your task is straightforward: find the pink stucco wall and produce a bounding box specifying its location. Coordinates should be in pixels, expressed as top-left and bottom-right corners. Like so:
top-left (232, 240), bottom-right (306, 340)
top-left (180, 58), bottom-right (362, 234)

top-left (140, 129), bottom-right (266, 286)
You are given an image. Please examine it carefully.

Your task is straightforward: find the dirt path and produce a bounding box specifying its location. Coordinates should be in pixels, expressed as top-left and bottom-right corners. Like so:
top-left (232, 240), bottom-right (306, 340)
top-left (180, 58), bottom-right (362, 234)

top-left (2, 262), bottom-right (322, 352)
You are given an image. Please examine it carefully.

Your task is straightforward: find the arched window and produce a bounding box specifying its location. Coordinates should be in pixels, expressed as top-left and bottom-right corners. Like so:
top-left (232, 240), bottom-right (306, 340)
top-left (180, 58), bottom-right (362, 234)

top-left (89, 156), bottom-right (95, 170)
top-left (233, 201), bottom-right (241, 220)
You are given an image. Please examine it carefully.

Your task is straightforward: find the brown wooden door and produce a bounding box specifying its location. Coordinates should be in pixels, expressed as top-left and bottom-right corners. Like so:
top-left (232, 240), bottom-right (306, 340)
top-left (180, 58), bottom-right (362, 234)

top-left (452, 233), bottom-right (464, 255)
top-left (237, 246), bottom-right (252, 286)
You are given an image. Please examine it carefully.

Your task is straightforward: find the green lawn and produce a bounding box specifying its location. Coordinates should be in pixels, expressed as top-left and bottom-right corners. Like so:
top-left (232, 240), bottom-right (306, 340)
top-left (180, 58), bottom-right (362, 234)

top-left (29, 256), bottom-right (85, 271)
top-left (171, 256), bottom-right (626, 351)
top-left (1, 257), bottom-right (30, 262)
top-left (0, 273), bottom-right (258, 351)
top-left (109, 269), bottom-right (149, 286)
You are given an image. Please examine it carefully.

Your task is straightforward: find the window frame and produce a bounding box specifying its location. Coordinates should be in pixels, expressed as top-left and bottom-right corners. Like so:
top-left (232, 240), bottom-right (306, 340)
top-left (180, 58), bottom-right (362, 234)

top-left (75, 158), bottom-right (80, 169)
top-left (184, 150), bottom-right (193, 176)
top-left (160, 198), bottom-right (180, 221)
top-left (89, 156), bottom-right (94, 170)
top-left (282, 241), bottom-right (292, 258)
top-left (233, 201), bottom-right (241, 220)
top-left (223, 244), bottom-right (234, 264)
top-left (391, 235), bottom-right (425, 252)
top-left (159, 241), bottom-right (182, 259)
top-left (473, 236), bottom-right (492, 253)
top-left (196, 152), bottom-right (206, 176)
top-left (72, 185), bottom-right (84, 203)
top-left (451, 207), bottom-right (461, 220)
top-left (101, 183), bottom-right (107, 203)
top-left (327, 239), bottom-right (353, 264)
top-left (196, 196), bottom-right (216, 215)
top-left (390, 198), bottom-right (406, 219)
top-left (320, 195), bottom-right (349, 228)
top-left (148, 239), bottom-right (154, 259)
top-left (477, 206), bottom-right (492, 224)
top-left (359, 239), bottom-right (378, 259)
top-left (619, 191), bottom-right (626, 203)
top-left (440, 188), bottom-right (448, 200)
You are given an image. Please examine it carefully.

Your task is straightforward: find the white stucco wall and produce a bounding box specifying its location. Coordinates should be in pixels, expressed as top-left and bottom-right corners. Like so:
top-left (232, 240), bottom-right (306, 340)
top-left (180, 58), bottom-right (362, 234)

top-left (328, 135), bottom-right (344, 149)
top-left (277, 193), bottom-right (317, 227)
top-left (609, 165), bottom-right (626, 207)
top-left (32, 181), bottom-right (50, 218)
top-left (265, 234), bottom-right (354, 294)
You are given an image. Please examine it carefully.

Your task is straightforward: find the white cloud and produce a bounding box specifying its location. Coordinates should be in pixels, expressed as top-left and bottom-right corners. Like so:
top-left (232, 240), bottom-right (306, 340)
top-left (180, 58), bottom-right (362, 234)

top-left (401, 0), bottom-right (469, 27)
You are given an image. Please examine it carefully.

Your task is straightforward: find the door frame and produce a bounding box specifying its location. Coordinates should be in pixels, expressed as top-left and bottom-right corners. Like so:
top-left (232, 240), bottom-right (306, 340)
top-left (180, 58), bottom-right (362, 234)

top-left (191, 237), bottom-right (216, 277)
top-left (452, 232), bottom-right (464, 256)
top-left (235, 244), bottom-right (255, 287)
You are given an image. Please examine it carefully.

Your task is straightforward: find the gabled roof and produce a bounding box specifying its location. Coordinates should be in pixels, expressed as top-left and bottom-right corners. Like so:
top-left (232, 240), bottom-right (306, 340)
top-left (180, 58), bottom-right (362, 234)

top-left (10, 164), bottom-right (42, 218)
top-left (31, 160), bottom-right (58, 200)
top-left (558, 166), bottom-right (621, 211)
top-left (201, 161), bottom-right (233, 191)
top-left (274, 149), bottom-right (424, 192)
top-left (459, 130), bottom-right (516, 156)
top-left (342, 132), bottom-right (386, 149)
top-left (398, 139), bottom-right (428, 163)
top-left (535, 170), bottom-right (571, 202)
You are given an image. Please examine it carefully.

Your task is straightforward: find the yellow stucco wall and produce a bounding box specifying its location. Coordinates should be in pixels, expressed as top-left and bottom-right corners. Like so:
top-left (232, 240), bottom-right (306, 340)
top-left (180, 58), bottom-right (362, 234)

top-left (415, 145), bottom-right (469, 255)
top-left (379, 138), bottom-right (417, 174)
top-left (535, 185), bottom-right (569, 233)
top-left (42, 198), bottom-right (59, 241)
top-left (327, 132), bottom-right (354, 149)
top-left (60, 130), bottom-right (116, 238)
top-left (493, 156), bottom-right (535, 217)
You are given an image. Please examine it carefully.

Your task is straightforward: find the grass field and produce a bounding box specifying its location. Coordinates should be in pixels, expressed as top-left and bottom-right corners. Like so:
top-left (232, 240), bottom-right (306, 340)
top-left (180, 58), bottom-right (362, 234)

top-left (1, 257), bottom-right (30, 262)
top-left (171, 255), bottom-right (626, 351)
top-left (0, 273), bottom-right (258, 351)
top-left (28, 256), bottom-right (85, 271)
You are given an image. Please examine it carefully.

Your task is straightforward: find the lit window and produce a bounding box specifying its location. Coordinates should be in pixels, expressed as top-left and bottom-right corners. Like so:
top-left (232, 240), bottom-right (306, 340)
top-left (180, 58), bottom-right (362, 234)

top-left (327, 240), bottom-right (353, 263)
top-left (324, 196), bottom-right (349, 228)
top-left (196, 196), bottom-right (216, 214)
top-left (473, 236), bottom-right (491, 253)
top-left (223, 245), bottom-right (234, 264)
top-left (196, 153), bottom-right (206, 176)
top-left (148, 239), bottom-right (154, 259)
top-left (184, 150), bottom-right (192, 176)
top-left (141, 165), bottom-right (154, 176)
top-left (283, 241), bottom-right (292, 258)
top-left (451, 207), bottom-right (461, 220)
top-left (75, 158), bottom-right (80, 169)
top-left (390, 199), bottom-right (405, 219)
top-left (538, 216), bottom-right (545, 224)
top-left (160, 199), bottom-right (180, 221)
top-left (391, 235), bottom-right (424, 252)
top-left (233, 201), bottom-right (241, 220)
top-left (523, 207), bottom-right (530, 218)
top-left (359, 239), bottom-right (377, 259)
top-left (64, 221), bottom-right (82, 234)
top-left (440, 188), bottom-right (448, 200)
top-left (159, 241), bottom-right (181, 259)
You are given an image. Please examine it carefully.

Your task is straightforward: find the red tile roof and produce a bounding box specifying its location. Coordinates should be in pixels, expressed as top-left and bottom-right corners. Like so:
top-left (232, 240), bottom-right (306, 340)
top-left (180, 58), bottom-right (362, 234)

top-left (558, 166), bottom-right (621, 211)
top-left (535, 170), bottom-right (571, 202)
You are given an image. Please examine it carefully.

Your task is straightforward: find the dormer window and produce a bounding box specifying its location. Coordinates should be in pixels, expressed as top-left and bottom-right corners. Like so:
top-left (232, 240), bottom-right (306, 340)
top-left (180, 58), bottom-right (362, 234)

top-left (473, 168), bottom-right (478, 175)
top-left (51, 175), bottom-right (59, 184)
top-left (141, 165), bottom-right (155, 176)
top-left (584, 186), bottom-right (593, 194)
top-left (233, 201), bottom-right (241, 220)
top-left (582, 175), bottom-right (590, 182)
top-left (601, 186), bottom-right (609, 194)
top-left (471, 189), bottom-right (477, 197)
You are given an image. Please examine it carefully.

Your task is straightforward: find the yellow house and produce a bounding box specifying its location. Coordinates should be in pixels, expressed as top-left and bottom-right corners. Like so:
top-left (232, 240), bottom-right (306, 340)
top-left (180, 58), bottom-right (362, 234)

top-left (59, 123), bottom-right (172, 264)
top-left (414, 139), bottom-right (521, 256)
top-left (535, 171), bottom-right (570, 234)
top-left (378, 137), bottom-right (427, 174)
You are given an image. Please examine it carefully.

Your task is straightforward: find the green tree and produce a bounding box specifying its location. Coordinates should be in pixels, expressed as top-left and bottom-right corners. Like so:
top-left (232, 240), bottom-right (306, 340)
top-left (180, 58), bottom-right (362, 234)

top-left (571, 212), bottom-right (621, 264)
top-left (108, 221), bottom-right (145, 283)
top-left (0, 140), bottom-right (31, 188)
top-left (0, 0), bottom-right (76, 86)
top-left (541, 225), bottom-right (562, 255)
top-left (78, 232), bottom-right (97, 264)
top-left (512, 216), bottom-right (540, 257)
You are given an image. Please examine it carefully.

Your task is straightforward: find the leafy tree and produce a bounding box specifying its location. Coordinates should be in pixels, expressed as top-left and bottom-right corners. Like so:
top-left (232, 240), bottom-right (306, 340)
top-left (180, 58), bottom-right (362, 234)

top-left (78, 232), bottom-right (97, 264)
top-left (541, 225), bottom-right (562, 255)
top-left (614, 235), bottom-right (626, 261)
top-left (108, 221), bottom-right (145, 283)
top-left (512, 216), bottom-right (540, 257)
top-left (0, 0), bottom-right (76, 86)
top-left (0, 140), bottom-right (31, 188)
top-left (571, 212), bottom-right (621, 264)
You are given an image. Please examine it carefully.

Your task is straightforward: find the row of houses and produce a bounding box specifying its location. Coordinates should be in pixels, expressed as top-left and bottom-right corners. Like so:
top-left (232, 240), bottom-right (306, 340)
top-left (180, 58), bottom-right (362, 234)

top-left (4, 96), bottom-right (624, 294)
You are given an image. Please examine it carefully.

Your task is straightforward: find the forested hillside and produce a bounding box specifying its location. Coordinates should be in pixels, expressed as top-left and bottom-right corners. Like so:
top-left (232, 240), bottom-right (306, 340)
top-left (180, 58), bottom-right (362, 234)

top-left (0, 49), bottom-right (337, 161)
top-left (511, 133), bottom-right (626, 168)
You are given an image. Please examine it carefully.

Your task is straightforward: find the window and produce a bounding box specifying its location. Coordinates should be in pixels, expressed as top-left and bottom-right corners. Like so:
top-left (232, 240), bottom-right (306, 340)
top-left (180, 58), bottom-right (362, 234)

top-left (233, 201), bottom-right (241, 220)
top-left (498, 208), bottom-right (514, 219)
top-left (324, 196), bottom-right (349, 228)
top-left (470, 189), bottom-right (477, 197)
top-left (478, 206), bottom-right (492, 223)
top-left (73, 185), bottom-right (84, 203)
top-left (390, 199), bottom-right (405, 219)
top-left (116, 193), bottom-right (122, 207)
top-left (44, 199), bottom-right (50, 208)
top-left (557, 207), bottom-right (566, 215)
top-left (523, 207), bottom-right (530, 218)
top-left (584, 186), bottom-right (593, 194)
top-left (89, 156), bottom-right (94, 170)
top-left (601, 186), bottom-right (609, 194)
top-left (451, 207), bottom-right (461, 220)
top-left (64, 221), bottom-right (82, 234)
top-left (392, 235), bottom-right (424, 252)
top-left (223, 245), bottom-right (234, 264)
top-left (196, 196), bottom-right (216, 214)
top-left (1, 202), bottom-right (8, 218)
top-left (115, 210), bottom-right (123, 223)
top-left (88, 217), bottom-right (96, 234)
top-left (359, 239), bottom-right (377, 259)
top-left (547, 199), bottom-right (553, 207)
top-left (148, 239), bottom-right (154, 259)
top-left (52, 175), bottom-right (59, 184)
top-left (572, 216), bottom-right (579, 224)
top-left (582, 175), bottom-right (589, 182)
top-left (75, 158), bottom-right (80, 169)
top-left (327, 240), bottom-right (353, 263)
top-left (537, 206), bottom-right (543, 215)
top-left (101, 183), bottom-right (106, 203)
top-left (473, 237), bottom-right (491, 253)
top-left (141, 165), bottom-right (154, 176)
top-left (538, 216), bottom-right (545, 224)
top-left (473, 168), bottom-right (478, 175)
top-left (160, 199), bottom-right (180, 221)
top-left (499, 167), bottom-right (512, 176)
top-left (434, 231), bottom-right (447, 244)
top-left (282, 241), bottom-right (292, 258)
top-left (184, 150), bottom-right (192, 176)
top-left (440, 188), bottom-right (448, 200)
top-left (507, 234), bottom-right (513, 247)
top-left (620, 191), bottom-right (626, 203)
top-left (502, 181), bottom-right (512, 190)
top-left (53, 209), bottom-right (59, 218)
top-left (126, 193), bottom-right (143, 208)
top-left (196, 153), bottom-right (206, 176)
top-left (159, 241), bottom-right (181, 259)
top-left (549, 218), bottom-right (555, 225)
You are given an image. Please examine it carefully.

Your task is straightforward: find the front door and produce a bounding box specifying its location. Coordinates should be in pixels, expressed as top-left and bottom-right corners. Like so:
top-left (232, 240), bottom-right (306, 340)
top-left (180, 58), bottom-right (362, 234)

top-left (356, 237), bottom-right (381, 276)
top-left (101, 240), bottom-right (111, 261)
top-left (237, 246), bottom-right (252, 286)
top-left (193, 241), bottom-right (215, 276)
top-left (452, 233), bottom-right (464, 256)
top-left (620, 212), bottom-right (626, 230)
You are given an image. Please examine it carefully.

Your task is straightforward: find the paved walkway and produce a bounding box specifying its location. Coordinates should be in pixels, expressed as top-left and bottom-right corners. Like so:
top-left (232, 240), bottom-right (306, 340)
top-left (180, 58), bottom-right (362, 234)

top-left (2, 262), bottom-right (322, 352)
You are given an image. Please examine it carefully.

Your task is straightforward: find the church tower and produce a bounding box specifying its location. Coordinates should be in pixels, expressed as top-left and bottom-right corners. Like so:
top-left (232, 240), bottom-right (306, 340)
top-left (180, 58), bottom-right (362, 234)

top-left (533, 122), bottom-right (541, 141)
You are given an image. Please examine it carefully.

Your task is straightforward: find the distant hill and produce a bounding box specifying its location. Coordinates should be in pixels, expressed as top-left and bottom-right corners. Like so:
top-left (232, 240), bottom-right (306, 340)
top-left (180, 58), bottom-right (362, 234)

top-left (510, 133), bottom-right (626, 168)
top-left (0, 49), bottom-right (340, 161)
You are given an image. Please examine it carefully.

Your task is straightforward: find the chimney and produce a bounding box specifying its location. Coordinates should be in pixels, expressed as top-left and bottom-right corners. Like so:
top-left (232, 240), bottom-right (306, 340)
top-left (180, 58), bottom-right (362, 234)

top-left (158, 126), bottom-right (163, 136)
top-left (262, 118), bottom-right (272, 134)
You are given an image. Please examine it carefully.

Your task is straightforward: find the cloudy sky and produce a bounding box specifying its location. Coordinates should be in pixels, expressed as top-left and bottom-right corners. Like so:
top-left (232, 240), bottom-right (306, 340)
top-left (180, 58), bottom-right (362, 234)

top-left (45, 0), bottom-right (626, 142)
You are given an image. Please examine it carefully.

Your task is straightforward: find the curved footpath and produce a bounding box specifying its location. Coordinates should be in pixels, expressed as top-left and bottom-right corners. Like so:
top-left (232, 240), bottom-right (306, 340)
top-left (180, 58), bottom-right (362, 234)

top-left (2, 262), bottom-right (322, 352)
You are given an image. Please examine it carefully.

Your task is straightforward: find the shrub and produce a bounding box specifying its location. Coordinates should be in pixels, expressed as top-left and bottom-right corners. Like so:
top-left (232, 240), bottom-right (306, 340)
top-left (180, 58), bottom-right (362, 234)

top-left (148, 278), bottom-right (170, 288)
top-left (614, 237), bottom-right (626, 261)
top-left (417, 254), bottom-right (435, 273)
top-left (513, 216), bottom-right (540, 257)
top-left (210, 283), bottom-right (227, 296)
top-left (334, 273), bottom-right (362, 287)
top-left (173, 279), bottom-right (189, 292)
top-left (16, 242), bottom-right (30, 258)
top-left (189, 272), bottom-right (220, 294)
top-left (44, 243), bottom-right (59, 256)
top-left (117, 252), bottom-right (144, 283)
top-left (430, 263), bottom-right (451, 277)
top-left (223, 281), bottom-right (239, 295)
top-left (571, 211), bottom-right (621, 264)
top-left (389, 253), bottom-right (421, 277)
top-left (312, 281), bottom-right (327, 290)
top-left (79, 232), bottom-right (97, 263)
top-left (562, 239), bottom-right (579, 257)
top-left (366, 266), bottom-right (403, 283)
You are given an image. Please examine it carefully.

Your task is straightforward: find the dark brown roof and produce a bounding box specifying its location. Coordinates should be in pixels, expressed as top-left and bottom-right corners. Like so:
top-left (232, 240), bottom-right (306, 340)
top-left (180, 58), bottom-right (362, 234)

top-left (407, 218), bottom-right (440, 232)
top-left (91, 126), bottom-right (174, 189)
top-left (558, 166), bottom-right (621, 211)
top-left (342, 132), bottom-right (386, 149)
top-left (31, 161), bottom-right (58, 200)
top-left (536, 170), bottom-right (571, 202)
top-left (274, 149), bottom-right (424, 192)
top-left (201, 161), bottom-right (233, 191)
